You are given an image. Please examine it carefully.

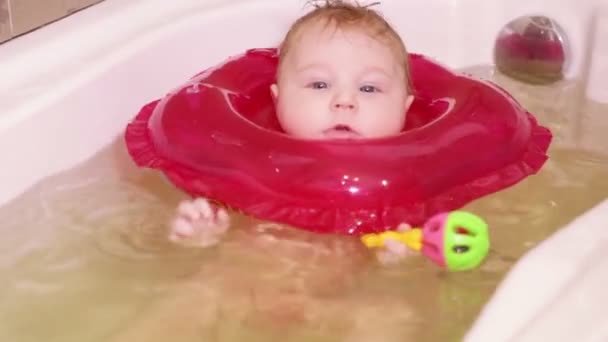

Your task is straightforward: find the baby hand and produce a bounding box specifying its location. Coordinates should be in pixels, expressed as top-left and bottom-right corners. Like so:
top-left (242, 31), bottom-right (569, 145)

top-left (375, 223), bottom-right (417, 266)
top-left (169, 198), bottom-right (230, 248)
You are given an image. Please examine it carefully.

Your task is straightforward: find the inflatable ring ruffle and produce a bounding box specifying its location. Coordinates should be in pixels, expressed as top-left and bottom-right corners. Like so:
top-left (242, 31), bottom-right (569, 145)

top-left (125, 48), bottom-right (552, 235)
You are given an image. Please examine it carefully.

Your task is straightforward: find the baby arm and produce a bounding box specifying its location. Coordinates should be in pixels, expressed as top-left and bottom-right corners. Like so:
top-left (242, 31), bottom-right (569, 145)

top-left (169, 198), bottom-right (230, 247)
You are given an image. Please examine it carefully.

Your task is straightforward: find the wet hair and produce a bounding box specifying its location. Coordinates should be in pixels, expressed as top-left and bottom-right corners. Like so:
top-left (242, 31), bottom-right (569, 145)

top-left (277, 0), bottom-right (413, 93)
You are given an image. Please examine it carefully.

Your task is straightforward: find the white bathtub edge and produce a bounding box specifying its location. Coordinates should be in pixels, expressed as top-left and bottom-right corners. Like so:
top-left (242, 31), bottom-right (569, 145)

top-left (465, 198), bottom-right (608, 342)
top-left (0, 0), bottom-right (289, 207)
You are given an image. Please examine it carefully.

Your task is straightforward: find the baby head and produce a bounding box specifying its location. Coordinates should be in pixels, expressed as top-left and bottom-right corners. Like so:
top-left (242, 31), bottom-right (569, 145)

top-left (271, 0), bottom-right (414, 140)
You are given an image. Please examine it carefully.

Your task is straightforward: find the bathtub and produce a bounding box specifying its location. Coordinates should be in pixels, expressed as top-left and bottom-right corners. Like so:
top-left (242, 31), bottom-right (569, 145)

top-left (1, 0), bottom-right (607, 340)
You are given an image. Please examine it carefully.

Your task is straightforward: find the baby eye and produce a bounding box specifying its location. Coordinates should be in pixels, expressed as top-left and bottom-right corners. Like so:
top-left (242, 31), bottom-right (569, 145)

top-left (309, 81), bottom-right (328, 89)
top-left (360, 85), bottom-right (380, 93)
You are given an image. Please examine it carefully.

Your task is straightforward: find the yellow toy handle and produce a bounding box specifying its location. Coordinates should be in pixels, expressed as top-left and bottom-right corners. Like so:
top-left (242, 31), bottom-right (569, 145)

top-left (360, 228), bottom-right (423, 251)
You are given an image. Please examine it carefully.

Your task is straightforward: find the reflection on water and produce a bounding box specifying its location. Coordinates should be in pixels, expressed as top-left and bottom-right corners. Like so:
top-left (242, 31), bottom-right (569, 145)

top-left (1, 66), bottom-right (607, 342)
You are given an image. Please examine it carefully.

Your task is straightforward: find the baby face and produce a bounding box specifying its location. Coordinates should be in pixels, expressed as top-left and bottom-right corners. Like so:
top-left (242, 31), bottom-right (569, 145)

top-left (271, 22), bottom-right (413, 140)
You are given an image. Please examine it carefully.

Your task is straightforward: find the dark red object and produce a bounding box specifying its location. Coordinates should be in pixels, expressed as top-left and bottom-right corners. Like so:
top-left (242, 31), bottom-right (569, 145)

top-left (495, 33), bottom-right (566, 62)
top-left (125, 48), bottom-right (552, 235)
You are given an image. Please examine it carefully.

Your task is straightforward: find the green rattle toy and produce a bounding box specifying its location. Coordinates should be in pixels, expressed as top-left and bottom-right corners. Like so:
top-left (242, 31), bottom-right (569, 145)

top-left (361, 211), bottom-right (490, 271)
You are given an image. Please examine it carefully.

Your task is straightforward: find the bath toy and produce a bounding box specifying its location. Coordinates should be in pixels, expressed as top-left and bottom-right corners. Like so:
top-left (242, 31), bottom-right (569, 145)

top-left (494, 15), bottom-right (569, 84)
top-left (361, 211), bottom-right (490, 271)
top-left (124, 48), bottom-right (552, 235)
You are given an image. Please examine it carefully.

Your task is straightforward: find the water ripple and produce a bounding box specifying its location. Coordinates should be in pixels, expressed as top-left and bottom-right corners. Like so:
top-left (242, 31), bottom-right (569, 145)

top-left (37, 177), bottom-right (203, 262)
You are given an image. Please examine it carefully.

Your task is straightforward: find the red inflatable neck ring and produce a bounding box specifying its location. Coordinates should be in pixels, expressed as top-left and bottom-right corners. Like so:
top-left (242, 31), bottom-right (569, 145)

top-left (125, 48), bottom-right (552, 235)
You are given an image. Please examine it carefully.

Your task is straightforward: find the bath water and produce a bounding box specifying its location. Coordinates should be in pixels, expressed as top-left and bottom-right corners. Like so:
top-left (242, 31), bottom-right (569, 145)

top-left (1, 66), bottom-right (607, 342)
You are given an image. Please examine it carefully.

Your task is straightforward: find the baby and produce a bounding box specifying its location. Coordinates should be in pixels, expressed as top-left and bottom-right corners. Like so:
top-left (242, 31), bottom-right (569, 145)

top-left (170, 0), bottom-right (415, 262)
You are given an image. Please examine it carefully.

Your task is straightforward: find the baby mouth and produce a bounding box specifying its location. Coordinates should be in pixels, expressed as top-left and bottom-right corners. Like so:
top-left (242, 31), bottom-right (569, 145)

top-left (323, 125), bottom-right (361, 139)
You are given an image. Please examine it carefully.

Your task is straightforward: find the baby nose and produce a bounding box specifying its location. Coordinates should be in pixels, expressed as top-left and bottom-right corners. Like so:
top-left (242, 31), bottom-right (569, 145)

top-left (331, 92), bottom-right (357, 111)
top-left (333, 102), bottom-right (356, 110)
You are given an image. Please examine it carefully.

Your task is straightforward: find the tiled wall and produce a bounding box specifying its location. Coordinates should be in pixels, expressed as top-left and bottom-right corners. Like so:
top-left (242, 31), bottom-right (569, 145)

top-left (0, 0), bottom-right (103, 43)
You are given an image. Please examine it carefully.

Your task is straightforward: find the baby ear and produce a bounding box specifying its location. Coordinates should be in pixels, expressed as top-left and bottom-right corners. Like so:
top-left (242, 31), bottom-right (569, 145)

top-left (404, 94), bottom-right (414, 111)
top-left (270, 84), bottom-right (279, 101)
